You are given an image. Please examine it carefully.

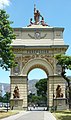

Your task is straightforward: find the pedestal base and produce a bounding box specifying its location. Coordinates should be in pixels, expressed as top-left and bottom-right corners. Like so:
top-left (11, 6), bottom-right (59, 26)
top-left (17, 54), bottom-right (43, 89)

top-left (54, 98), bottom-right (68, 110)
top-left (10, 98), bottom-right (27, 110)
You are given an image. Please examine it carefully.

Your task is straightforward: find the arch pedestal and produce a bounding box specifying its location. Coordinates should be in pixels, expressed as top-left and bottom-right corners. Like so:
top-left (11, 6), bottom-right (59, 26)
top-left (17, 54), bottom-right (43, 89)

top-left (10, 75), bottom-right (28, 110)
top-left (48, 75), bottom-right (66, 110)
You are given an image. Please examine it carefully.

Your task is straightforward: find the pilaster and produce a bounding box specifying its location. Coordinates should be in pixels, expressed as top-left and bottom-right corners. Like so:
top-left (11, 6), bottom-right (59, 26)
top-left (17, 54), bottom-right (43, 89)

top-left (48, 75), bottom-right (66, 109)
top-left (10, 75), bottom-right (28, 110)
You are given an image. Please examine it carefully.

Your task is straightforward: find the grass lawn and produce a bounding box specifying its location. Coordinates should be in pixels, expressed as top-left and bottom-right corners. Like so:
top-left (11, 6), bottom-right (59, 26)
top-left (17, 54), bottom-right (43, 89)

top-left (0, 110), bottom-right (19, 119)
top-left (53, 110), bottom-right (71, 120)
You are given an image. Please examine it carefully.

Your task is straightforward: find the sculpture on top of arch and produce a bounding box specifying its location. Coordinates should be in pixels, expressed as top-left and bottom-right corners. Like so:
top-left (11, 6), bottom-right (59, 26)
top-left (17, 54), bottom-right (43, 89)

top-left (28, 4), bottom-right (49, 26)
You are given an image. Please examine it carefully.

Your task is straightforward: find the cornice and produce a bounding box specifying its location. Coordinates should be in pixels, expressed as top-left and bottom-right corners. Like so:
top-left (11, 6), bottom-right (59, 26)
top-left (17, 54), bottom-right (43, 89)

top-left (12, 45), bottom-right (69, 49)
top-left (13, 27), bottom-right (64, 32)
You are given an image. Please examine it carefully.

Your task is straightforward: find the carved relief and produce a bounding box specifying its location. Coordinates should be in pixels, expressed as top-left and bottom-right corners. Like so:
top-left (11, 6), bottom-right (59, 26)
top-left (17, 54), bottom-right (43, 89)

top-left (14, 62), bottom-right (20, 73)
top-left (22, 56), bottom-right (31, 64)
top-left (40, 55), bottom-right (54, 66)
top-left (21, 54), bottom-right (54, 70)
top-left (15, 56), bottom-right (21, 62)
top-left (12, 52), bottom-right (54, 74)
top-left (28, 34), bottom-right (35, 39)
top-left (13, 61), bottom-right (20, 75)
top-left (13, 48), bottom-right (65, 56)
top-left (56, 64), bottom-right (62, 75)
top-left (55, 31), bottom-right (63, 39)
top-left (28, 33), bottom-right (47, 39)
top-left (12, 56), bottom-right (21, 75)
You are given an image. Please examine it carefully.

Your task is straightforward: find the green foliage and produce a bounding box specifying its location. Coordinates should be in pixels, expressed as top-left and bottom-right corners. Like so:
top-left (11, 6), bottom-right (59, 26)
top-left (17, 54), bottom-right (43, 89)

top-left (55, 54), bottom-right (71, 70)
top-left (54, 110), bottom-right (71, 120)
top-left (55, 54), bottom-right (71, 83)
top-left (35, 78), bottom-right (48, 105)
top-left (0, 9), bottom-right (16, 70)
top-left (28, 94), bottom-right (40, 104)
top-left (28, 78), bottom-right (48, 106)
top-left (3, 92), bottom-right (10, 103)
top-left (0, 92), bottom-right (10, 103)
top-left (35, 78), bottom-right (47, 96)
top-left (31, 95), bottom-right (41, 103)
top-left (28, 94), bottom-right (46, 106)
top-left (0, 96), bottom-right (2, 102)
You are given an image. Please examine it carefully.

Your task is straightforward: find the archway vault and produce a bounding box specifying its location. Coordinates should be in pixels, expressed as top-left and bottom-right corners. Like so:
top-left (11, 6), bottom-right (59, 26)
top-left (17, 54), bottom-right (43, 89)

top-left (21, 58), bottom-right (53, 76)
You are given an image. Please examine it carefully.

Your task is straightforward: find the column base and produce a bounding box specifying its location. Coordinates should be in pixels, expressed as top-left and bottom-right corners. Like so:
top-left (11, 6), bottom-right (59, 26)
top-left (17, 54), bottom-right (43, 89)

top-left (10, 98), bottom-right (27, 110)
top-left (54, 98), bottom-right (68, 110)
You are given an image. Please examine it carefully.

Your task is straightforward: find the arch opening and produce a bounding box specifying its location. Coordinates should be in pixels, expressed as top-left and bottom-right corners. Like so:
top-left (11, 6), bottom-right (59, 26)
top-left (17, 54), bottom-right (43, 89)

top-left (27, 67), bottom-right (48, 111)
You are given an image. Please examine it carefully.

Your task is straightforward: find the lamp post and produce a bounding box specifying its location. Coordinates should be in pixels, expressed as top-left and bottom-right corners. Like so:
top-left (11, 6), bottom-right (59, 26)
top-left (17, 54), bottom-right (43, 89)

top-left (6, 92), bottom-right (10, 112)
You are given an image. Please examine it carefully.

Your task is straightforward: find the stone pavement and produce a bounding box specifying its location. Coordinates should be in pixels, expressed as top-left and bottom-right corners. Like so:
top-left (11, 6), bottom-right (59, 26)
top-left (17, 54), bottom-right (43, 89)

top-left (1, 111), bottom-right (56, 120)
top-left (44, 111), bottom-right (56, 120)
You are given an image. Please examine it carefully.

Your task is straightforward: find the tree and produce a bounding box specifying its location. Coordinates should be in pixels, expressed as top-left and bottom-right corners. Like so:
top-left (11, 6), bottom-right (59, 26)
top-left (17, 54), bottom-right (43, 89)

top-left (0, 96), bottom-right (2, 102)
top-left (35, 78), bottom-right (47, 96)
top-left (0, 9), bottom-right (16, 70)
top-left (3, 92), bottom-right (10, 103)
top-left (3, 92), bottom-right (10, 112)
top-left (55, 54), bottom-right (71, 109)
top-left (28, 93), bottom-right (44, 106)
top-left (35, 78), bottom-right (48, 105)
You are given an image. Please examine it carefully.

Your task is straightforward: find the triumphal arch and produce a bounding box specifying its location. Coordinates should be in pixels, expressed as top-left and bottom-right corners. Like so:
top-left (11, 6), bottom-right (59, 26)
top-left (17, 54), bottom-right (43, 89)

top-left (10, 6), bottom-right (68, 110)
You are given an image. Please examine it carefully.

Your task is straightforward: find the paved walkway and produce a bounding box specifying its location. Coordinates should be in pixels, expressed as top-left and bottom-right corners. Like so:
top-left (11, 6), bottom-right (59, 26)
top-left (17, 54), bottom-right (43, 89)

top-left (1, 111), bottom-right (56, 120)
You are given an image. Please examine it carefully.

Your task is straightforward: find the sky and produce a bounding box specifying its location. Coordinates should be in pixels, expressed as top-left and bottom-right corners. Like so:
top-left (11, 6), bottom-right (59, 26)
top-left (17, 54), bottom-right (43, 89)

top-left (0, 0), bottom-right (71, 83)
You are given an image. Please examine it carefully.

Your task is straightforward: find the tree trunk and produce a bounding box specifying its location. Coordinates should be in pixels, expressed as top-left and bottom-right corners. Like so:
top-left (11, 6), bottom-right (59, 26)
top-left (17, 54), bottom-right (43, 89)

top-left (69, 86), bottom-right (71, 109)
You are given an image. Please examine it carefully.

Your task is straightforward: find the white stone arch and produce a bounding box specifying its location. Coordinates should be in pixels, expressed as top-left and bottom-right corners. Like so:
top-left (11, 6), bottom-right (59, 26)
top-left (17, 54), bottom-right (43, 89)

top-left (21, 58), bottom-right (53, 76)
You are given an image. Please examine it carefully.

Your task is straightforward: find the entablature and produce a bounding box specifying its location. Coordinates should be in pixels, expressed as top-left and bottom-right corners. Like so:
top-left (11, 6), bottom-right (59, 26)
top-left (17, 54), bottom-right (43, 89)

top-left (12, 45), bottom-right (69, 55)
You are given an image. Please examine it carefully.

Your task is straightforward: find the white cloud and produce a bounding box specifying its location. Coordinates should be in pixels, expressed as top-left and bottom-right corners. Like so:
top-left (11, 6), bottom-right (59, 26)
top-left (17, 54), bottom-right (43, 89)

top-left (0, 0), bottom-right (10, 9)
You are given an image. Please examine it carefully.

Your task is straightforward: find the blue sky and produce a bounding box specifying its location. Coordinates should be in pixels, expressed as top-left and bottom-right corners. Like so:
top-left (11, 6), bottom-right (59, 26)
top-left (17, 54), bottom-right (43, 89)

top-left (0, 0), bottom-right (71, 83)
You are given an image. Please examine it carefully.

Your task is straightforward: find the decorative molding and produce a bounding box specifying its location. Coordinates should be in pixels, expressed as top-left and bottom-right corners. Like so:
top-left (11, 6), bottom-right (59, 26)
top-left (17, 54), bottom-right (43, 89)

top-left (41, 33), bottom-right (47, 39)
top-left (28, 34), bottom-right (35, 39)
top-left (21, 54), bottom-right (54, 71)
top-left (28, 33), bottom-right (47, 39)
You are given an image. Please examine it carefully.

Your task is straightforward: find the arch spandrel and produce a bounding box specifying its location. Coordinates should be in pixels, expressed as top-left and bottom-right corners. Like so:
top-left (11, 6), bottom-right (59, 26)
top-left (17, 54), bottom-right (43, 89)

top-left (21, 58), bottom-right (53, 76)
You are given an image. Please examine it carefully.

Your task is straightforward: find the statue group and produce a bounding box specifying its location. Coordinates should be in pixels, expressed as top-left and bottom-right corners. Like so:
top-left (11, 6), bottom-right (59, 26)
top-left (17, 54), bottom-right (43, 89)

top-left (56, 85), bottom-right (63, 98)
top-left (28, 5), bottom-right (48, 26)
top-left (13, 86), bottom-right (20, 98)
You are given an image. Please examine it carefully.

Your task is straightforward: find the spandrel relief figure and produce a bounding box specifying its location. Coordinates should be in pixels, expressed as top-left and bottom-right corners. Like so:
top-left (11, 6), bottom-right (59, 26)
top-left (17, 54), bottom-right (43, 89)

top-left (13, 86), bottom-right (20, 98)
top-left (56, 85), bottom-right (63, 98)
top-left (13, 62), bottom-right (20, 74)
